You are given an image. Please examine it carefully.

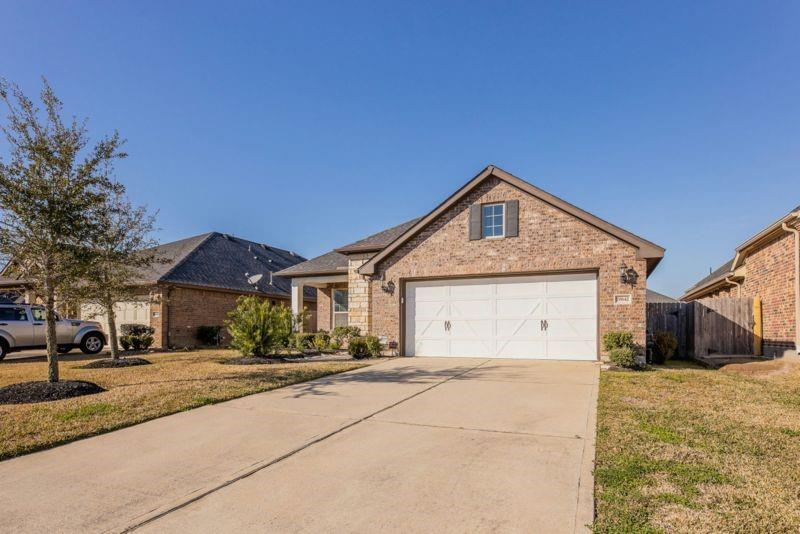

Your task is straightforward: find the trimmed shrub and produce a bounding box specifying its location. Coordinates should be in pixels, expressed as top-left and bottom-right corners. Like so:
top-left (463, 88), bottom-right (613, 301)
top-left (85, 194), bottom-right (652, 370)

top-left (332, 326), bottom-right (361, 344)
top-left (119, 324), bottom-right (155, 351)
top-left (348, 335), bottom-right (383, 359)
top-left (225, 296), bottom-right (293, 357)
top-left (652, 331), bottom-right (678, 364)
top-left (364, 335), bottom-right (383, 357)
top-left (313, 331), bottom-right (331, 351)
top-left (292, 332), bottom-right (316, 350)
top-left (609, 346), bottom-right (639, 369)
top-left (329, 339), bottom-right (342, 350)
top-left (196, 325), bottom-right (222, 346)
top-left (602, 331), bottom-right (635, 352)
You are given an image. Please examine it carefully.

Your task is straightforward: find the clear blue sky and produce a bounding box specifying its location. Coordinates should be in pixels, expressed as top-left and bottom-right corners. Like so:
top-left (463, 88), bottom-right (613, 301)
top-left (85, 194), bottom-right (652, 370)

top-left (2, 1), bottom-right (799, 298)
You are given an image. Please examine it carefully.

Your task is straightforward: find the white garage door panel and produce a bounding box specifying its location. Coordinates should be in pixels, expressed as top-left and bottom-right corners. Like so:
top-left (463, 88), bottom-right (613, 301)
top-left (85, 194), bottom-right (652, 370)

top-left (406, 273), bottom-right (597, 360)
top-left (80, 300), bottom-right (150, 337)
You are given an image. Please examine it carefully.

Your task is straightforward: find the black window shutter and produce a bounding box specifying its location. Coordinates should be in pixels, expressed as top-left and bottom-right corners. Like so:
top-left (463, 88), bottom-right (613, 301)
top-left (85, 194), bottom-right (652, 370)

top-left (469, 204), bottom-right (482, 240)
top-left (505, 200), bottom-right (519, 237)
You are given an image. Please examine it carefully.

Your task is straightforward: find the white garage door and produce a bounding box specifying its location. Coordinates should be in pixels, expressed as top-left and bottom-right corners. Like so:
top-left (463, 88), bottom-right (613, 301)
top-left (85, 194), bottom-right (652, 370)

top-left (405, 273), bottom-right (597, 360)
top-left (80, 300), bottom-right (151, 337)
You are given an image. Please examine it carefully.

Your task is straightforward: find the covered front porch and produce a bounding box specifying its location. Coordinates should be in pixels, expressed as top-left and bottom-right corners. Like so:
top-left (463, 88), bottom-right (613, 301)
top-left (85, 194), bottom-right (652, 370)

top-left (291, 274), bottom-right (348, 332)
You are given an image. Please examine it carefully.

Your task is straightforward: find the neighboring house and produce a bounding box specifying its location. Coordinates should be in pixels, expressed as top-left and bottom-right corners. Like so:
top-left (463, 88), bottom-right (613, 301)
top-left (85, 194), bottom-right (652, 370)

top-left (681, 206), bottom-right (800, 358)
top-left (646, 289), bottom-right (678, 304)
top-left (1, 232), bottom-right (316, 348)
top-left (276, 165), bottom-right (664, 360)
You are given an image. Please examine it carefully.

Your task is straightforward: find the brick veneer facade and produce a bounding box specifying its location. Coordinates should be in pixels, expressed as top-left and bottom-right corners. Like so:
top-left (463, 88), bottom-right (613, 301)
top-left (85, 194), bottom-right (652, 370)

top-left (141, 284), bottom-right (315, 348)
top-left (696, 231), bottom-right (797, 356)
top-left (346, 177), bottom-right (649, 357)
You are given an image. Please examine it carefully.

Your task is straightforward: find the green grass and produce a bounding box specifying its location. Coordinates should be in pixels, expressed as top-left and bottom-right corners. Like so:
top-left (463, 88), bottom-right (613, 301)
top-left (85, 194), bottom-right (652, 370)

top-left (594, 360), bottom-right (800, 533)
top-left (0, 350), bottom-right (368, 460)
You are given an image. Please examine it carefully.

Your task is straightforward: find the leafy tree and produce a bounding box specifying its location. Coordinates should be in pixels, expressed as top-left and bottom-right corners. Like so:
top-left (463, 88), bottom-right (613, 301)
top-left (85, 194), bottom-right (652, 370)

top-left (0, 78), bottom-right (123, 382)
top-left (78, 188), bottom-right (158, 359)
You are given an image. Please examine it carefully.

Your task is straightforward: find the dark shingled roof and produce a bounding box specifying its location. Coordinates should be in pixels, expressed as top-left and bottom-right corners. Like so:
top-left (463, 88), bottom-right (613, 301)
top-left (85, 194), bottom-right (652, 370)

top-left (646, 289), bottom-right (677, 304)
top-left (275, 217), bottom-right (422, 278)
top-left (138, 232), bottom-right (315, 299)
top-left (335, 217), bottom-right (423, 253)
top-left (682, 259), bottom-right (734, 298)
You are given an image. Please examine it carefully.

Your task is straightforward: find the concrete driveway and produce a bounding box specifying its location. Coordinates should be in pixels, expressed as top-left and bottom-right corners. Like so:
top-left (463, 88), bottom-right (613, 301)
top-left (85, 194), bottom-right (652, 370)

top-left (0, 357), bottom-right (599, 533)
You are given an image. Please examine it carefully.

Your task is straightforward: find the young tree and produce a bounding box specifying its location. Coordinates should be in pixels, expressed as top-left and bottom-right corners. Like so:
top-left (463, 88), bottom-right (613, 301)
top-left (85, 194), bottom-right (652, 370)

top-left (0, 78), bottom-right (123, 382)
top-left (79, 188), bottom-right (158, 359)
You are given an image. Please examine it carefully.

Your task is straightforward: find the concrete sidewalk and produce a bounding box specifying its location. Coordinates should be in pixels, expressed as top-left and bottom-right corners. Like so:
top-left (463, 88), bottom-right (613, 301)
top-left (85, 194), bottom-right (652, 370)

top-left (0, 357), bottom-right (599, 533)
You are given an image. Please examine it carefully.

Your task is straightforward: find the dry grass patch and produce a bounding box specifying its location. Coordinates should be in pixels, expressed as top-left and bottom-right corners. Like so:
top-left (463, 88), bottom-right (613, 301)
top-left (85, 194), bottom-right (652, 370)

top-left (594, 359), bottom-right (800, 533)
top-left (0, 350), bottom-right (368, 460)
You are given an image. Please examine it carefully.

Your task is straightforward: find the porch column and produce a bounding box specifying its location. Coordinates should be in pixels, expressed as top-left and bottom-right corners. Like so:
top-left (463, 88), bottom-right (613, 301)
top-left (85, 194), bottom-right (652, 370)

top-left (291, 279), bottom-right (304, 332)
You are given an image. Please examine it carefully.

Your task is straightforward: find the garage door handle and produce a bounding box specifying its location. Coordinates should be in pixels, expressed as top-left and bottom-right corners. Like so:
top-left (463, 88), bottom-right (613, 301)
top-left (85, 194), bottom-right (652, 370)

top-left (444, 320), bottom-right (451, 332)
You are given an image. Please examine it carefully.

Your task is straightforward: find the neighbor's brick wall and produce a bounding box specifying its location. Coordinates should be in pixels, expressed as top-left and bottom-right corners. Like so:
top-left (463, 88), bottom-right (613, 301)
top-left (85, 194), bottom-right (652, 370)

top-left (693, 230), bottom-right (797, 355)
top-left (363, 177), bottom-right (648, 357)
top-left (154, 285), bottom-right (316, 348)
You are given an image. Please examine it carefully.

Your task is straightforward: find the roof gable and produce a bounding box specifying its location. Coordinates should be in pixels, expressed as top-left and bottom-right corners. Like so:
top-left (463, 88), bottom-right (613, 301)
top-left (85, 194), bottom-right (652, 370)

top-left (358, 165), bottom-right (665, 276)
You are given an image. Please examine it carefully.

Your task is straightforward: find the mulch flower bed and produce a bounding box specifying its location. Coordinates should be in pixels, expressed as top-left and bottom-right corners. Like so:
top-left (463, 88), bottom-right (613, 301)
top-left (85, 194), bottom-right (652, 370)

top-left (221, 356), bottom-right (287, 366)
top-left (80, 357), bottom-right (152, 369)
top-left (0, 380), bottom-right (105, 405)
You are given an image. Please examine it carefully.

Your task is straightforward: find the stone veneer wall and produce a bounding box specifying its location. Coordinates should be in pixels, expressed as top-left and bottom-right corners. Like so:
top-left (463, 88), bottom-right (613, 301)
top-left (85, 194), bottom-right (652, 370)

top-left (364, 177), bottom-right (648, 358)
top-left (347, 254), bottom-right (372, 334)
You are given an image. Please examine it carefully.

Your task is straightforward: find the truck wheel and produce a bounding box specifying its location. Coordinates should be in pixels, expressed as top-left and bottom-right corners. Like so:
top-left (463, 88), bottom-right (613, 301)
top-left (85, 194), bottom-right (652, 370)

top-left (0, 339), bottom-right (8, 361)
top-left (80, 333), bottom-right (104, 355)
top-left (57, 345), bottom-right (73, 355)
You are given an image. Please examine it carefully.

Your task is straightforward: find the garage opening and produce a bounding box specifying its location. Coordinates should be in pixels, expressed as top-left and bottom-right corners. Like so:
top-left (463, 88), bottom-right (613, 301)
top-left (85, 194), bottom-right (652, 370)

top-left (404, 273), bottom-right (597, 360)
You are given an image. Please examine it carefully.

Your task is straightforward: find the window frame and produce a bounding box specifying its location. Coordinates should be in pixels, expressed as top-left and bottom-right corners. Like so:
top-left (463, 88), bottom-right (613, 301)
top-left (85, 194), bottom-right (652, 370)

top-left (482, 202), bottom-right (505, 239)
top-left (332, 288), bottom-right (349, 328)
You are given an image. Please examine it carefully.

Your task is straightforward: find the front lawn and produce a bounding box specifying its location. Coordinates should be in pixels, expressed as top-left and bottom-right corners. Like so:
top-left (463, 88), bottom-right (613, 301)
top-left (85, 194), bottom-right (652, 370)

top-left (0, 350), bottom-right (368, 460)
top-left (594, 359), bottom-right (800, 532)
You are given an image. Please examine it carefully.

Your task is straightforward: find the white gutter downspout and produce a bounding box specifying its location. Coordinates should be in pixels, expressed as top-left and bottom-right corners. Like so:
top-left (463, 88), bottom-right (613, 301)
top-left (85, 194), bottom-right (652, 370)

top-left (724, 276), bottom-right (741, 297)
top-left (782, 221), bottom-right (800, 355)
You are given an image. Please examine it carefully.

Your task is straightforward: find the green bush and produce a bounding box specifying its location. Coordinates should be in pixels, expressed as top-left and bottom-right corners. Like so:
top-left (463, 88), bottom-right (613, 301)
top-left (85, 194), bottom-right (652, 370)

top-left (609, 346), bottom-right (640, 369)
top-left (292, 332), bottom-right (316, 350)
top-left (329, 339), bottom-right (342, 350)
top-left (364, 335), bottom-right (383, 357)
top-left (653, 331), bottom-right (678, 364)
top-left (332, 326), bottom-right (361, 344)
top-left (196, 325), bottom-right (222, 346)
top-left (313, 331), bottom-right (331, 351)
top-left (348, 335), bottom-right (382, 359)
top-left (119, 324), bottom-right (155, 351)
top-left (602, 331), bottom-right (635, 352)
top-left (225, 296), bottom-right (293, 357)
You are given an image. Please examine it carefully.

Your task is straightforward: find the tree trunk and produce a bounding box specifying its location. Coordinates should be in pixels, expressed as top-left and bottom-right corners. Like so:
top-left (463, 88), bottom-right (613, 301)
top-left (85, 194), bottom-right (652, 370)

top-left (106, 298), bottom-right (119, 359)
top-left (44, 285), bottom-right (59, 383)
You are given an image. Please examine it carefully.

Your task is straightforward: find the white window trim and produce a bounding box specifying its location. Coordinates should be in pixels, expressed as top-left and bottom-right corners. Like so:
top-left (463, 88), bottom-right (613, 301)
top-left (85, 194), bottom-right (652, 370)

top-left (332, 288), bottom-right (349, 327)
top-left (482, 202), bottom-right (505, 239)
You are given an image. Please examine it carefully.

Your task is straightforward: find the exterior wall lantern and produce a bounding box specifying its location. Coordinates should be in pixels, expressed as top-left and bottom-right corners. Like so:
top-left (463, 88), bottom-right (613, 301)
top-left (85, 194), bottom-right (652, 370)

top-left (619, 263), bottom-right (639, 285)
top-left (381, 280), bottom-right (395, 295)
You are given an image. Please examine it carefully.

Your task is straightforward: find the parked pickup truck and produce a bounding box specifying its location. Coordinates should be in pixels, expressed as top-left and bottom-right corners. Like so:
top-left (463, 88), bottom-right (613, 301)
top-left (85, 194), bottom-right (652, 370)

top-left (0, 303), bottom-right (106, 360)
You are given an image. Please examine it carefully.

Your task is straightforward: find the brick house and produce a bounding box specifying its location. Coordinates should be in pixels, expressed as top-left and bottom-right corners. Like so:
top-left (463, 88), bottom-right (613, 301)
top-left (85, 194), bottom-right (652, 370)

top-left (78, 232), bottom-right (317, 348)
top-left (682, 206), bottom-right (800, 358)
top-left (276, 165), bottom-right (664, 360)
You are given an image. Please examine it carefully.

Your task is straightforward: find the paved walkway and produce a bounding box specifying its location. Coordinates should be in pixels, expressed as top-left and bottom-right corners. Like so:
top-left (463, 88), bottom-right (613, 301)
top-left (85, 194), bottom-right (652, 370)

top-left (0, 357), bottom-right (599, 533)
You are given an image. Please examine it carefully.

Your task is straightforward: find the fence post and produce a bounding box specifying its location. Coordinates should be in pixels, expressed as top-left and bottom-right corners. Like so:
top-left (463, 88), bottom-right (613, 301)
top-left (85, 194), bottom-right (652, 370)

top-left (753, 297), bottom-right (763, 356)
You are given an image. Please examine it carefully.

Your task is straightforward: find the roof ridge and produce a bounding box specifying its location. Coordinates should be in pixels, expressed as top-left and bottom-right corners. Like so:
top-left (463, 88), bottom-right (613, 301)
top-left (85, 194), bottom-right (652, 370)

top-left (155, 232), bottom-right (218, 282)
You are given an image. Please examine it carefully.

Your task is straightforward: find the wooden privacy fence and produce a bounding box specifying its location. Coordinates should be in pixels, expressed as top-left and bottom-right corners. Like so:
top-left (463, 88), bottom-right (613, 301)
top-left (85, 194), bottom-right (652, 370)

top-left (646, 302), bottom-right (694, 358)
top-left (647, 297), bottom-right (758, 358)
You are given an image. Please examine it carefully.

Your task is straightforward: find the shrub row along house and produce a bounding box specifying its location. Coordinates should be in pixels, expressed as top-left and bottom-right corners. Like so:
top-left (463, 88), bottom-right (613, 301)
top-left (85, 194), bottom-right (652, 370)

top-left (277, 165), bottom-right (665, 360)
top-left (682, 206), bottom-right (800, 358)
top-left (0, 232), bottom-right (316, 349)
